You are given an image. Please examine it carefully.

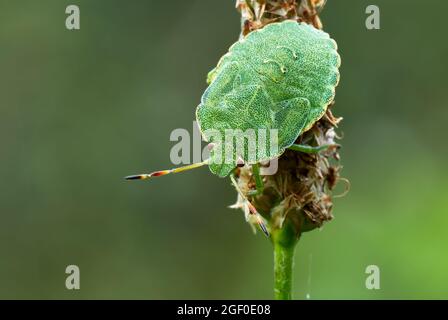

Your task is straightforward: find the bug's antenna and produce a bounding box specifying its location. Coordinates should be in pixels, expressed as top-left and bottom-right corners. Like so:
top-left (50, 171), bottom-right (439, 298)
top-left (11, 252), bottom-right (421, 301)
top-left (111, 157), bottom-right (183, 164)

top-left (125, 160), bottom-right (209, 181)
top-left (230, 175), bottom-right (270, 237)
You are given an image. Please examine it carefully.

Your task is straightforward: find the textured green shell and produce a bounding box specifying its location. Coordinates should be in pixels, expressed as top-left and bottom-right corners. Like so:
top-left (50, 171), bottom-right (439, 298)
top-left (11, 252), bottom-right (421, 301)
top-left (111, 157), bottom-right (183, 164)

top-left (196, 20), bottom-right (340, 177)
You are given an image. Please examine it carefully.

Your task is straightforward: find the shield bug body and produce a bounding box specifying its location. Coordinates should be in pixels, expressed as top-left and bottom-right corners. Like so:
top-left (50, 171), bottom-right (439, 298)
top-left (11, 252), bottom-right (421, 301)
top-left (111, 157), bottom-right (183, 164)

top-left (126, 20), bottom-right (341, 236)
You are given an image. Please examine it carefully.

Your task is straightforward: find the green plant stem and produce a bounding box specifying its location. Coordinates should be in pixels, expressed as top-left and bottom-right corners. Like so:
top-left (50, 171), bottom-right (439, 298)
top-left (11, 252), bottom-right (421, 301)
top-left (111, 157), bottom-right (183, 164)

top-left (272, 221), bottom-right (299, 300)
top-left (273, 241), bottom-right (295, 299)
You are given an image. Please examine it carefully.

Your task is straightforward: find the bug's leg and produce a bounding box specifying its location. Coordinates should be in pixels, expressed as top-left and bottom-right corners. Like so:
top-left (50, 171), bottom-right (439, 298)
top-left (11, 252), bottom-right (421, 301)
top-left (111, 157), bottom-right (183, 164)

top-left (125, 160), bottom-right (209, 180)
top-left (230, 175), bottom-right (269, 237)
top-left (247, 163), bottom-right (264, 196)
top-left (288, 143), bottom-right (339, 154)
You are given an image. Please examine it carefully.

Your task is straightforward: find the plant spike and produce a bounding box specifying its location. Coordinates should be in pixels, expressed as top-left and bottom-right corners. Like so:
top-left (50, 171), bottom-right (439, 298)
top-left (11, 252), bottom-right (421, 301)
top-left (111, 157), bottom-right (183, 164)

top-left (125, 160), bottom-right (209, 181)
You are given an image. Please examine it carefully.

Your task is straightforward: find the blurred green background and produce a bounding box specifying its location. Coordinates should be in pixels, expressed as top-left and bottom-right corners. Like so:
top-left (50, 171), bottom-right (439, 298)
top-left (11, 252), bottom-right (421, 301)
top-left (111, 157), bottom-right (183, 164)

top-left (0, 0), bottom-right (447, 299)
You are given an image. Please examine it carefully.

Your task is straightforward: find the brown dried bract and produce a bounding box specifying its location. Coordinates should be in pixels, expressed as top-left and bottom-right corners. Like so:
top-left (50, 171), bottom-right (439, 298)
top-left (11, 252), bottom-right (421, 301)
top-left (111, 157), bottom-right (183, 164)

top-left (236, 0), bottom-right (327, 36)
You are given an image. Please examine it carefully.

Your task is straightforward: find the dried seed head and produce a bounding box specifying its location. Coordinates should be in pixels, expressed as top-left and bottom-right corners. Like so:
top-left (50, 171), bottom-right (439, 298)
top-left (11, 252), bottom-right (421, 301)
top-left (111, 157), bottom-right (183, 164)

top-left (232, 0), bottom-right (347, 236)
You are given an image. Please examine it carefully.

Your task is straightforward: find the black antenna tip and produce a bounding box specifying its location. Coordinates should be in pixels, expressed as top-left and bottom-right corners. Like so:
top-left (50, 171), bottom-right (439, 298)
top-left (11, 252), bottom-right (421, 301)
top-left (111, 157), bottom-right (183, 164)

top-left (125, 175), bottom-right (144, 180)
top-left (260, 223), bottom-right (270, 237)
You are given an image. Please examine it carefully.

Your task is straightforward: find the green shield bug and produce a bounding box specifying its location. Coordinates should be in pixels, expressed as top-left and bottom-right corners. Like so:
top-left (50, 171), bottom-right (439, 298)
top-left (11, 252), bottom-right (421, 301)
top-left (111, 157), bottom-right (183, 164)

top-left (126, 20), bottom-right (341, 236)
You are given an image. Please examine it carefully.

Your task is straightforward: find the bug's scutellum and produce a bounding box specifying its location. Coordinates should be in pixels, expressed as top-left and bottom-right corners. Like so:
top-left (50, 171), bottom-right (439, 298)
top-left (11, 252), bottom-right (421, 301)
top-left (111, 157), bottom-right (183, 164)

top-left (125, 160), bottom-right (270, 237)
